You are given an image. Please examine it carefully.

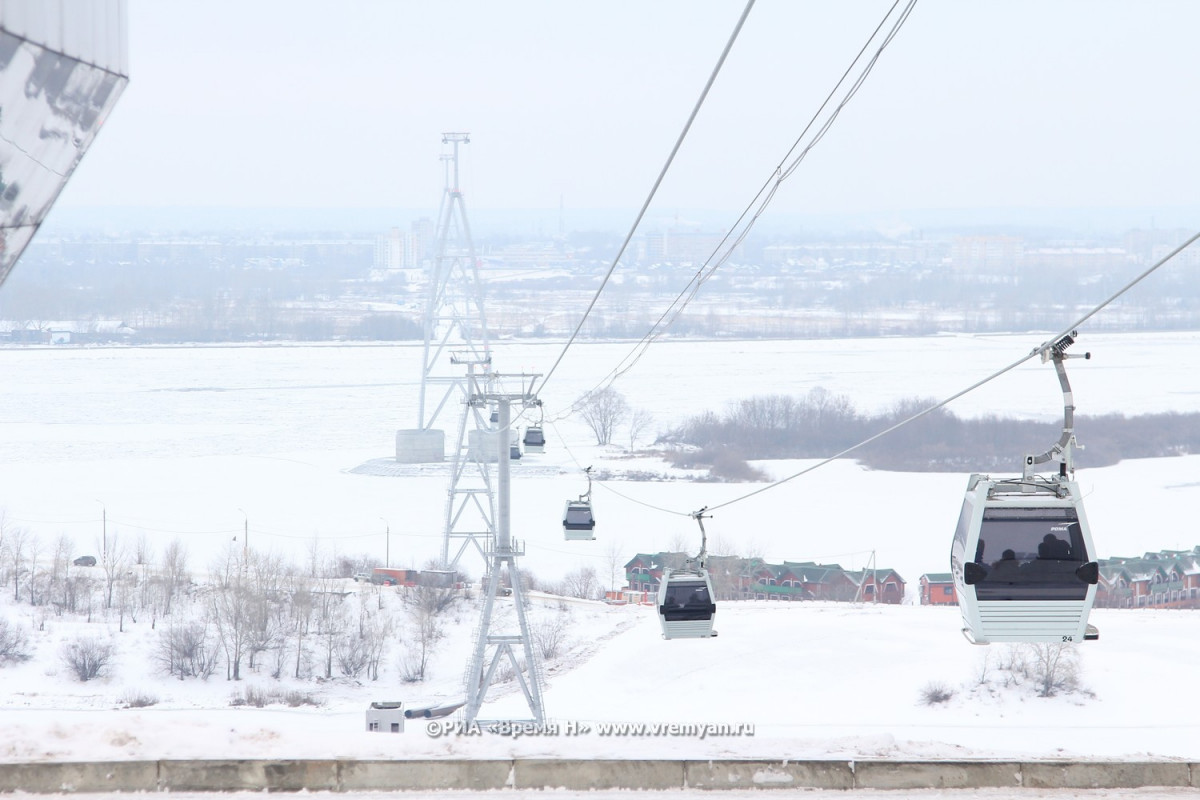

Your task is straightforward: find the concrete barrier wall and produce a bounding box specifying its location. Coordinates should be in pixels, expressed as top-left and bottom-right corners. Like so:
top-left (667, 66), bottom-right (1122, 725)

top-left (0, 758), bottom-right (1195, 793)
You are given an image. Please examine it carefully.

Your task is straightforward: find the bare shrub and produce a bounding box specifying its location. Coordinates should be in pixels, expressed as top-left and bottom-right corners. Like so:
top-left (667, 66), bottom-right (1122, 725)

top-left (920, 681), bottom-right (955, 705)
top-left (157, 620), bottom-right (220, 680)
top-left (0, 618), bottom-right (31, 665)
top-left (229, 686), bottom-right (322, 708)
top-left (60, 636), bottom-right (114, 682)
top-left (533, 614), bottom-right (569, 660)
top-left (234, 685), bottom-right (270, 707)
top-left (399, 611), bottom-right (443, 683)
top-left (282, 690), bottom-right (321, 707)
top-left (975, 650), bottom-right (993, 685)
top-left (336, 634), bottom-right (370, 678)
top-left (120, 689), bottom-right (159, 708)
top-left (1024, 642), bottom-right (1081, 697)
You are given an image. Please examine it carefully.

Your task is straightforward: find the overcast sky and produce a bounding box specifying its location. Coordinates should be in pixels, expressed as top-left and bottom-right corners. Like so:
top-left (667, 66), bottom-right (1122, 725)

top-left (54, 1), bottom-right (1200, 229)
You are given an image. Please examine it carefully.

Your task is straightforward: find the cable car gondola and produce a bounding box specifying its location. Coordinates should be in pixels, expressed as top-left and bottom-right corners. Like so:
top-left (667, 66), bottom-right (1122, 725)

top-left (950, 332), bottom-right (1100, 645)
top-left (563, 466), bottom-right (595, 540)
top-left (657, 509), bottom-right (717, 639)
top-left (523, 403), bottom-right (545, 453)
top-left (523, 426), bottom-right (545, 454)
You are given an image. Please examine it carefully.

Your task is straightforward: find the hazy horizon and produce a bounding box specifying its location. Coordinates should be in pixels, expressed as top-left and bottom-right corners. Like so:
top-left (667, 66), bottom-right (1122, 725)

top-left (49, 2), bottom-right (1200, 236)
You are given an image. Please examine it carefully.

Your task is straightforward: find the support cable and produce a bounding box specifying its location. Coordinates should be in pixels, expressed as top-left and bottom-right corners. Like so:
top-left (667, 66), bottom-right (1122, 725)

top-left (705, 228), bottom-right (1200, 512)
top-left (547, 0), bottom-right (919, 422)
top-left (535, 0), bottom-right (757, 397)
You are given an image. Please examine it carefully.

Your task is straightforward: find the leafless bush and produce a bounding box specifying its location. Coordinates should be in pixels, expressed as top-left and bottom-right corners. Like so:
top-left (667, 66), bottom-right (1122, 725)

top-left (336, 634), bottom-right (370, 678)
top-left (919, 681), bottom-right (955, 705)
top-left (60, 636), bottom-right (114, 682)
top-left (1024, 642), bottom-right (1081, 698)
top-left (0, 618), bottom-right (31, 665)
top-left (120, 689), bottom-right (159, 708)
top-left (283, 690), bottom-right (321, 707)
top-left (157, 620), bottom-right (220, 680)
top-left (229, 686), bottom-right (323, 708)
top-left (533, 614), bottom-right (569, 660)
top-left (403, 583), bottom-right (458, 616)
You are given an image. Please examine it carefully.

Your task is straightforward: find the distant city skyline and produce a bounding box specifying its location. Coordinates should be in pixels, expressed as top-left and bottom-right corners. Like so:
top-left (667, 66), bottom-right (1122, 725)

top-left (51, 1), bottom-right (1200, 235)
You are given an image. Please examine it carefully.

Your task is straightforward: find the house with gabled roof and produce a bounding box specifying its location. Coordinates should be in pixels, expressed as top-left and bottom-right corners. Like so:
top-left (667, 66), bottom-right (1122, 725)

top-left (624, 552), bottom-right (902, 604)
top-left (1095, 547), bottom-right (1200, 609)
top-left (845, 568), bottom-right (905, 605)
top-left (919, 573), bottom-right (957, 605)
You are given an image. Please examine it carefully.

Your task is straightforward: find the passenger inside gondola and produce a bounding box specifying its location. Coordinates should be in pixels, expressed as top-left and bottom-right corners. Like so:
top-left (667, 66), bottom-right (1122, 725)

top-left (1038, 533), bottom-right (1071, 560)
top-left (662, 581), bottom-right (714, 620)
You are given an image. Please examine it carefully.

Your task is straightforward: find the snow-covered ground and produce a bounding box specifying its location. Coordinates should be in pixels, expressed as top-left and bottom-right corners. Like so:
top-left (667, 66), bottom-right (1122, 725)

top-left (0, 334), bottom-right (1198, 765)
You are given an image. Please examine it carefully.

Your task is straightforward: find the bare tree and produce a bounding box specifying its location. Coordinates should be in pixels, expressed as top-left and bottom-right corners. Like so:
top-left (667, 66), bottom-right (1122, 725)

top-left (578, 387), bottom-right (628, 446)
top-left (559, 566), bottom-right (600, 600)
top-left (3, 526), bottom-right (30, 602)
top-left (627, 407), bottom-right (654, 452)
top-left (50, 535), bottom-right (73, 615)
top-left (400, 603), bottom-right (443, 683)
top-left (604, 539), bottom-right (626, 594)
top-left (209, 545), bottom-right (254, 680)
top-left (100, 534), bottom-right (129, 609)
top-left (25, 533), bottom-right (44, 607)
top-left (160, 538), bottom-right (190, 617)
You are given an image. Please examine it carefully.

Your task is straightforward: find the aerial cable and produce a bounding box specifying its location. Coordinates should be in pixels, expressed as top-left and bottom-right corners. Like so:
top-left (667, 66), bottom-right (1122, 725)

top-left (535, 0), bottom-right (757, 397)
top-left (548, 0), bottom-right (919, 423)
top-left (547, 418), bottom-right (691, 518)
top-left (565, 228), bottom-right (1199, 520)
top-left (706, 228), bottom-right (1200, 513)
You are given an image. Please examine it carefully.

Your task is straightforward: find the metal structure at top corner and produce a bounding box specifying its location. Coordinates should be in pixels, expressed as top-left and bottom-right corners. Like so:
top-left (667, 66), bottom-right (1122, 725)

top-left (1021, 330), bottom-right (1091, 485)
top-left (0, 0), bottom-right (129, 287)
top-left (417, 131), bottom-right (491, 431)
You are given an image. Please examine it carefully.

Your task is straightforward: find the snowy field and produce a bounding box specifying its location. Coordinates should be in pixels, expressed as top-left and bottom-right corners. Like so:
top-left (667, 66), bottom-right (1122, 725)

top-left (1, 333), bottom-right (1199, 766)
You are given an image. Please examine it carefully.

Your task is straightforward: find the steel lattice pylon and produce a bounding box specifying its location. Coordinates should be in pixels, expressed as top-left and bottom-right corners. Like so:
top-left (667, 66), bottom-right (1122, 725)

top-left (462, 384), bottom-right (545, 726)
top-left (403, 133), bottom-right (498, 571)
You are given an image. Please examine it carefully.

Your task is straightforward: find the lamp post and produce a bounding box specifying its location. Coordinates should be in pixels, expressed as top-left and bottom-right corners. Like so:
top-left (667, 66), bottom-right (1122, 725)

top-left (95, 499), bottom-right (107, 558)
top-left (379, 517), bottom-right (390, 568)
top-left (237, 508), bottom-right (248, 558)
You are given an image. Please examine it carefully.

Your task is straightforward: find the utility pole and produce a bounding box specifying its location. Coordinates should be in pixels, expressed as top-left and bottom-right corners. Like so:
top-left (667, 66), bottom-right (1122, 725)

top-left (95, 500), bottom-right (107, 558)
top-left (380, 517), bottom-right (390, 568)
top-left (463, 373), bottom-right (545, 726)
top-left (238, 508), bottom-right (248, 559)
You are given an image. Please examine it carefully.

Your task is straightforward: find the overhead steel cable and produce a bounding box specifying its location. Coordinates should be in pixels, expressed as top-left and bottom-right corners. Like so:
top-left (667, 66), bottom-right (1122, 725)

top-left (548, 0), bottom-right (920, 423)
top-left (704, 228), bottom-right (1200, 513)
top-left (535, 0), bottom-right (757, 397)
top-left (548, 418), bottom-right (691, 518)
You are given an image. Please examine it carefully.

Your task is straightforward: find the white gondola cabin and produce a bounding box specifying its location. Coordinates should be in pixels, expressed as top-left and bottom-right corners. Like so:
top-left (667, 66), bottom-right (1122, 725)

top-left (950, 332), bottom-right (1100, 645)
top-left (562, 500), bottom-right (595, 540)
top-left (656, 508), bottom-right (718, 639)
top-left (563, 466), bottom-right (595, 540)
top-left (523, 426), bottom-right (545, 453)
top-left (656, 567), bottom-right (717, 639)
top-left (951, 474), bottom-right (1099, 644)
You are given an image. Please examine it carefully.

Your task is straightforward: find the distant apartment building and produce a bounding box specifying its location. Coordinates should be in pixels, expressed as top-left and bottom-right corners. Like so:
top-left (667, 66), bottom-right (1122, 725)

top-left (374, 228), bottom-right (407, 270)
top-left (641, 227), bottom-right (731, 264)
top-left (374, 218), bottom-right (436, 272)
